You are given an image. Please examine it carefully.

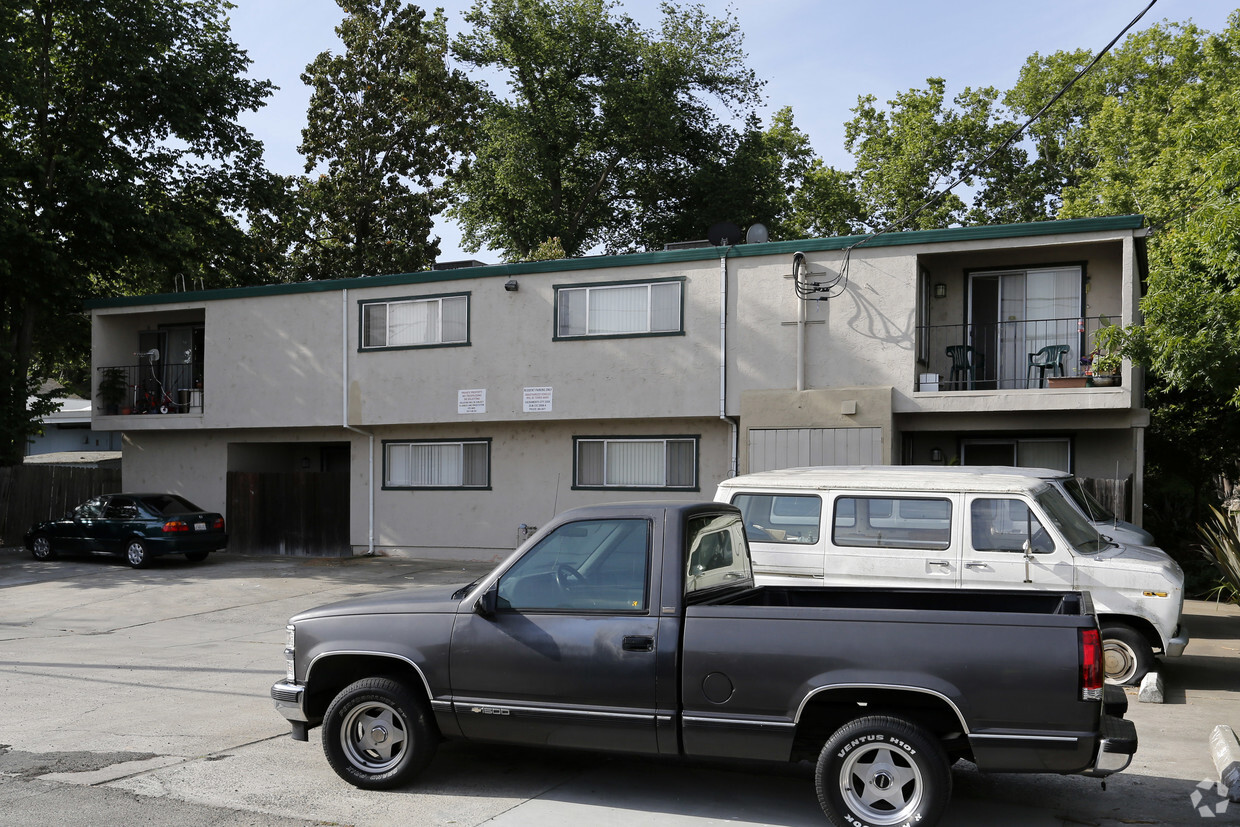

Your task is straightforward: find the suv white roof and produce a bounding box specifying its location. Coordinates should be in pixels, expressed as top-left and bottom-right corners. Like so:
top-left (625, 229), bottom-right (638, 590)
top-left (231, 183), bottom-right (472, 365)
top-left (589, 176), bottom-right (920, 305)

top-left (717, 465), bottom-right (1056, 495)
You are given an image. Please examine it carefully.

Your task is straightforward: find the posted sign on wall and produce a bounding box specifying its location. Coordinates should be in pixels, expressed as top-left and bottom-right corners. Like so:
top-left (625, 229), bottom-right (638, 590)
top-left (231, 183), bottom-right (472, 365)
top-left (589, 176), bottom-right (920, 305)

top-left (458, 389), bottom-right (486, 414)
top-left (523, 387), bottom-right (553, 413)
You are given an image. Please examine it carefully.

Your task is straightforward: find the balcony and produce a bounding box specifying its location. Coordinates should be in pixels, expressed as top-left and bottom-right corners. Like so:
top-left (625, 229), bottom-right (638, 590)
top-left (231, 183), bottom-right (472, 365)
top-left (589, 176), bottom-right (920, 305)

top-left (97, 363), bottom-right (202, 416)
top-left (915, 316), bottom-right (1113, 392)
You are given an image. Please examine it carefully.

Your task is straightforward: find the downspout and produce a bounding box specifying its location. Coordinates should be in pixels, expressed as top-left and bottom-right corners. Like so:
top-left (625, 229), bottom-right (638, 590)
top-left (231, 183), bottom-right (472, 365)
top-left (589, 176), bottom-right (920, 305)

top-left (342, 289), bottom-right (375, 555)
top-left (794, 252), bottom-right (807, 392)
top-left (720, 248), bottom-right (738, 478)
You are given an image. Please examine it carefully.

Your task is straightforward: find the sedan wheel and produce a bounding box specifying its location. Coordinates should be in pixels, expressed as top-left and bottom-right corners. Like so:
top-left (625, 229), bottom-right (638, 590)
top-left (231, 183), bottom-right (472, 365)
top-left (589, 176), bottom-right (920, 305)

top-left (126, 540), bottom-right (150, 569)
top-left (31, 535), bottom-right (56, 561)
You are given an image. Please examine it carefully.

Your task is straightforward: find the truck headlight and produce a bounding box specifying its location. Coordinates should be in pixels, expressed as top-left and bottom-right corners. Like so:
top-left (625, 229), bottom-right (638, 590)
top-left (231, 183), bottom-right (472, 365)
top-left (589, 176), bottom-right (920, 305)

top-left (284, 625), bottom-right (296, 682)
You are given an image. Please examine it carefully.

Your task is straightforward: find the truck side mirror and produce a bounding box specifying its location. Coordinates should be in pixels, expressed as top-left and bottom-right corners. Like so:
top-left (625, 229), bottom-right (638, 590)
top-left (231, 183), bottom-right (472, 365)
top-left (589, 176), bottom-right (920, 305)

top-left (475, 583), bottom-right (498, 618)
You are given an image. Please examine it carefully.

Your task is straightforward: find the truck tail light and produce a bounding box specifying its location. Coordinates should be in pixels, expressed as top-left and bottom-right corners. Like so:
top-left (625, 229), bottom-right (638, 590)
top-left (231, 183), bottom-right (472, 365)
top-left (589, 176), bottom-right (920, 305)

top-left (162, 520), bottom-right (189, 533)
top-left (1080, 628), bottom-right (1103, 701)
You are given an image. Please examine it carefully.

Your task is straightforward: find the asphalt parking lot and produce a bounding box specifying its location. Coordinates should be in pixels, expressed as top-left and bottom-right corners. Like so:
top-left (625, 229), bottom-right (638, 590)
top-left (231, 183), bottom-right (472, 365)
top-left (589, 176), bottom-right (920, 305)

top-left (1, 547), bottom-right (1237, 826)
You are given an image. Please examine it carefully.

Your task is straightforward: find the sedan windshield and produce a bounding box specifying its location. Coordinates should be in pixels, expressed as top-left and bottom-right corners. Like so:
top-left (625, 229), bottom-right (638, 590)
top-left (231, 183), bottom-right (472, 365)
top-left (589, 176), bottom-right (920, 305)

top-left (1036, 488), bottom-right (1112, 554)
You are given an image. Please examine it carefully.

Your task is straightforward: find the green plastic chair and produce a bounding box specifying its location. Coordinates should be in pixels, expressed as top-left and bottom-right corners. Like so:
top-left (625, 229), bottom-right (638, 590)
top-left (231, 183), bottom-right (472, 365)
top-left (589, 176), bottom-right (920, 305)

top-left (946, 345), bottom-right (977, 389)
top-left (1027, 344), bottom-right (1070, 388)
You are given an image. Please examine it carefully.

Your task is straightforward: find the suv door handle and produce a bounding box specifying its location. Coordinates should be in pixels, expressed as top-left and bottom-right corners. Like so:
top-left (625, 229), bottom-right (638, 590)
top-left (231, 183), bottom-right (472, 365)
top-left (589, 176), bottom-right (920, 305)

top-left (623, 635), bottom-right (654, 652)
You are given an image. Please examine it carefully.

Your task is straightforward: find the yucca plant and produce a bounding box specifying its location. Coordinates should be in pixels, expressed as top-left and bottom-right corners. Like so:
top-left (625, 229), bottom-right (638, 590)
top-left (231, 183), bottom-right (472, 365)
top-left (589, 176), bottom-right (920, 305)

top-left (1197, 506), bottom-right (1240, 604)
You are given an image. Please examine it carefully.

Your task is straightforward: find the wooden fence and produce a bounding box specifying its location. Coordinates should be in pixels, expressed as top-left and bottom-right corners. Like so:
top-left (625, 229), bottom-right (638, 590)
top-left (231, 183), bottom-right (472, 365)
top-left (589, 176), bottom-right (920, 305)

top-left (1080, 475), bottom-right (1133, 522)
top-left (0, 465), bottom-right (123, 547)
top-left (226, 471), bottom-right (350, 556)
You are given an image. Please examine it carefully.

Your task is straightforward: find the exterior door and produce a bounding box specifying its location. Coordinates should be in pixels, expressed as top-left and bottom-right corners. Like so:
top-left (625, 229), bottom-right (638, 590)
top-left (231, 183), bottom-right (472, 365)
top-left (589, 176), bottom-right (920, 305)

top-left (449, 517), bottom-right (661, 754)
top-left (970, 267), bottom-right (1083, 389)
top-left (959, 495), bottom-right (1075, 591)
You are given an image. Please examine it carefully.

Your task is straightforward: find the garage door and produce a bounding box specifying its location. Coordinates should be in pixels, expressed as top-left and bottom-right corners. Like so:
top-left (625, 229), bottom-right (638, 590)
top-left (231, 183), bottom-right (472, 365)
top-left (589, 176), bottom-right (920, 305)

top-left (748, 427), bottom-right (882, 473)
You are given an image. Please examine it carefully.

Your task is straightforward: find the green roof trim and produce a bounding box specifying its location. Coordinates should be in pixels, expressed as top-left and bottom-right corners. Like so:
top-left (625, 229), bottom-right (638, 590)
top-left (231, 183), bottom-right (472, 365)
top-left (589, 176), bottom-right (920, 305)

top-left (86, 215), bottom-right (1145, 310)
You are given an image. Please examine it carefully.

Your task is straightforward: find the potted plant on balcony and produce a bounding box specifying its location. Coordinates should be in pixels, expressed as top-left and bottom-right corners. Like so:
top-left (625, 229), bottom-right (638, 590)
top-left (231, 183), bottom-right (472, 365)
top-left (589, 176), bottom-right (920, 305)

top-left (1088, 324), bottom-right (1123, 387)
top-left (97, 367), bottom-right (127, 415)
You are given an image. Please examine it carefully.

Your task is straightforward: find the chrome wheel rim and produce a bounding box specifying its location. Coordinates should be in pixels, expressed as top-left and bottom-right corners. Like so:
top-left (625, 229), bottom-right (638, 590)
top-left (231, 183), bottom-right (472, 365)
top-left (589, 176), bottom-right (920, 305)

top-left (839, 742), bottom-right (924, 825)
top-left (340, 700), bottom-right (409, 774)
top-left (33, 536), bottom-right (51, 559)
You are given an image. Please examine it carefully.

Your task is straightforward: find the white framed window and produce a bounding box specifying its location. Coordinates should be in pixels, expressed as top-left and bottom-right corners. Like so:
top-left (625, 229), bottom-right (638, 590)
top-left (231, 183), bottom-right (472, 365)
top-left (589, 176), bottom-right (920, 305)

top-left (573, 436), bottom-right (698, 490)
top-left (384, 439), bottom-right (490, 489)
top-left (555, 279), bottom-right (683, 339)
top-left (361, 293), bottom-right (469, 349)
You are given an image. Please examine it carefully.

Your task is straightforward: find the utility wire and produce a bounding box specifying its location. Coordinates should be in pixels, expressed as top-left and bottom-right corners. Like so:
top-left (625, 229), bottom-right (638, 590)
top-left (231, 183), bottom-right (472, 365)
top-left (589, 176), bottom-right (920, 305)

top-left (798, 0), bottom-right (1159, 299)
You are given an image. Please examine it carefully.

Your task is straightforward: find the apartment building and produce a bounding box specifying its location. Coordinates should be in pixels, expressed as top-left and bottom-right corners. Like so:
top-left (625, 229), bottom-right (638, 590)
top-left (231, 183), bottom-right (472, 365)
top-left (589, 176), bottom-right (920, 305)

top-left (88, 215), bottom-right (1148, 559)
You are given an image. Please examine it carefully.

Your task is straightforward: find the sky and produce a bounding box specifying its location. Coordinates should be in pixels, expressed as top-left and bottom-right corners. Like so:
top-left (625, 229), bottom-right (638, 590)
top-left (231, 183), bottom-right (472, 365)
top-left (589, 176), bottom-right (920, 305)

top-left (225, 0), bottom-right (1239, 262)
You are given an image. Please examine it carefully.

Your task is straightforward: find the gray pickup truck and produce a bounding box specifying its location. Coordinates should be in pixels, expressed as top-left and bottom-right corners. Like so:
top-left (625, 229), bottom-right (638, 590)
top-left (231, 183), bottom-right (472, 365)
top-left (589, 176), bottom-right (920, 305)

top-left (272, 501), bottom-right (1136, 827)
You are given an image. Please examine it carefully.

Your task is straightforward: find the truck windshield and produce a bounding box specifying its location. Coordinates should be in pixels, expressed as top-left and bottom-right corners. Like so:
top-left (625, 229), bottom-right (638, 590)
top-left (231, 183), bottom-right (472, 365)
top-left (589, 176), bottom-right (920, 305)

top-left (1036, 489), bottom-right (1112, 554)
top-left (1061, 477), bottom-right (1116, 522)
top-left (685, 512), bottom-right (753, 595)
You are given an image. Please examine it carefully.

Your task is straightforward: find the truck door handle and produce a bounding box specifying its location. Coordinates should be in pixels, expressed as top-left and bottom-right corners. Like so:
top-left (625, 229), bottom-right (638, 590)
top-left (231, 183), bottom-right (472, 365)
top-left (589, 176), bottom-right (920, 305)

top-left (623, 635), bottom-right (654, 652)
top-left (966, 562), bottom-right (992, 571)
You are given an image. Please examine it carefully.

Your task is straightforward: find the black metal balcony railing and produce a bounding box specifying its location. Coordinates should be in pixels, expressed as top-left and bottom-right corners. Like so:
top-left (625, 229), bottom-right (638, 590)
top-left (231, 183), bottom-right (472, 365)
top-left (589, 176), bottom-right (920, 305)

top-left (916, 316), bottom-right (1112, 392)
top-left (97, 363), bottom-right (203, 414)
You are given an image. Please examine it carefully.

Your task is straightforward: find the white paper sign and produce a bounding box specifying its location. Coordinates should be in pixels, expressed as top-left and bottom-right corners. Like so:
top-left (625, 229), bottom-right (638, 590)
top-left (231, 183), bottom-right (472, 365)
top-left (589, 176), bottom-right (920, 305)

top-left (458, 388), bottom-right (486, 414)
top-left (523, 386), bottom-right (553, 413)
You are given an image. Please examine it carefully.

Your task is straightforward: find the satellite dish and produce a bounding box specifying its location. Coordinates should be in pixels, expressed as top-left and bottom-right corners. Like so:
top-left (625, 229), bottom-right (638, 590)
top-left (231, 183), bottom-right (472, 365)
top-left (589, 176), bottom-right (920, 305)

top-left (707, 221), bottom-right (742, 247)
top-left (745, 223), bottom-right (770, 244)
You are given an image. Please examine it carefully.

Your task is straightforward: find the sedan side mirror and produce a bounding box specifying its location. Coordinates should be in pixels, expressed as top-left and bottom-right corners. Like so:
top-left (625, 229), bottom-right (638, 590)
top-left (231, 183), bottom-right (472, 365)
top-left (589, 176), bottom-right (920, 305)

top-left (475, 582), bottom-right (498, 618)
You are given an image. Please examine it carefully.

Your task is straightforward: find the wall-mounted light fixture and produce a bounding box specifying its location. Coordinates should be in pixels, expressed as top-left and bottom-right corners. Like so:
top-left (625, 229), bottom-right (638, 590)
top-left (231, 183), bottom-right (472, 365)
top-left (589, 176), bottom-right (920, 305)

top-left (503, 279), bottom-right (519, 292)
top-left (930, 447), bottom-right (945, 463)
top-left (933, 283), bottom-right (947, 299)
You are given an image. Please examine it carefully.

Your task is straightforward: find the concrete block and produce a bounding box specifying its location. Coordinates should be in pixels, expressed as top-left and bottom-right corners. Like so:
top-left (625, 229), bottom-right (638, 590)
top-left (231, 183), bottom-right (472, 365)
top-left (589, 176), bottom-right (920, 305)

top-left (1138, 669), bottom-right (1164, 703)
top-left (1210, 725), bottom-right (1240, 802)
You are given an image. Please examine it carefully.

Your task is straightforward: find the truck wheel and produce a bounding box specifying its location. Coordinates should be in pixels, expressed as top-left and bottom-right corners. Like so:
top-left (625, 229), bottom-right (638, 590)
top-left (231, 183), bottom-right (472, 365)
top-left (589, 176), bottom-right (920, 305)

top-left (31, 534), bottom-right (57, 561)
top-left (323, 677), bottom-right (437, 790)
top-left (125, 540), bottom-right (150, 569)
top-left (1101, 624), bottom-right (1153, 686)
top-left (816, 715), bottom-right (951, 827)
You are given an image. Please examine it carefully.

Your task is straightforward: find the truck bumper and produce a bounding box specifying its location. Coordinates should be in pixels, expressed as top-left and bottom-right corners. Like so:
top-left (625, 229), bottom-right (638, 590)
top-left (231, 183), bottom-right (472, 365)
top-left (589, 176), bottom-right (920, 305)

top-left (1165, 622), bottom-right (1190, 658)
top-left (271, 680), bottom-right (312, 741)
top-left (1082, 713), bottom-right (1138, 777)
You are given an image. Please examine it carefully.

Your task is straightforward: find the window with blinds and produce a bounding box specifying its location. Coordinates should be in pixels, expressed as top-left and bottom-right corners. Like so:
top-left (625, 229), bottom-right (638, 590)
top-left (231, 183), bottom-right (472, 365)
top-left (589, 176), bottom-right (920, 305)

top-left (573, 436), bottom-right (698, 490)
top-left (555, 279), bottom-right (683, 339)
top-left (384, 439), bottom-right (490, 489)
top-left (361, 294), bottom-right (469, 349)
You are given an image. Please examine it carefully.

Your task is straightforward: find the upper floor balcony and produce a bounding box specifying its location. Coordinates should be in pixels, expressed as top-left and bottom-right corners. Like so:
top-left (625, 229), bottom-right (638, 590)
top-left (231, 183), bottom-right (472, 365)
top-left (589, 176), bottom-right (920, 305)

top-left (915, 315), bottom-right (1119, 393)
top-left (96, 360), bottom-right (202, 416)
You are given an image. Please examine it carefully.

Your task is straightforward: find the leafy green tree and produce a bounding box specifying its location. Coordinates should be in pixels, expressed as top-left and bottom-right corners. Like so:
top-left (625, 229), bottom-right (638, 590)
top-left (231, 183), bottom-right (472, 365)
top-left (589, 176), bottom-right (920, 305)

top-left (450, 0), bottom-right (764, 259)
top-left (289, 0), bottom-right (480, 279)
top-left (843, 78), bottom-right (1021, 232)
top-left (1052, 17), bottom-right (1240, 404)
top-left (0, 0), bottom-right (273, 465)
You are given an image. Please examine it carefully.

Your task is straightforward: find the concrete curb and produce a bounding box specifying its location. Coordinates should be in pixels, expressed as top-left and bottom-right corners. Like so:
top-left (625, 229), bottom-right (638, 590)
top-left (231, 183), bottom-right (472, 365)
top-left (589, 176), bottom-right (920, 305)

top-left (1138, 669), bottom-right (1164, 703)
top-left (1209, 725), bottom-right (1240, 802)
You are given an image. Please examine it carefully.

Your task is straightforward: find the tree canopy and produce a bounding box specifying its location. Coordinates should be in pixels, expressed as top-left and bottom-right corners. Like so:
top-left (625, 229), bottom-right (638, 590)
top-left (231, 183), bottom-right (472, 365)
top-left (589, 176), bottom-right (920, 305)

top-left (449, 0), bottom-right (768, 258)
top-left (281, 0), bottom-right (480, 279)
top-left (0, 0), bottom-right (274, 465)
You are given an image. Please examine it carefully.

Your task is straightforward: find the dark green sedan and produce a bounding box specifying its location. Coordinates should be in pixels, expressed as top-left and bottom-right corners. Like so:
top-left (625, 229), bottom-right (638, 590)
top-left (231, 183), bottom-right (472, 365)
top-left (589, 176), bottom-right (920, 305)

top-left (24, 493), bottom-right (228, 568)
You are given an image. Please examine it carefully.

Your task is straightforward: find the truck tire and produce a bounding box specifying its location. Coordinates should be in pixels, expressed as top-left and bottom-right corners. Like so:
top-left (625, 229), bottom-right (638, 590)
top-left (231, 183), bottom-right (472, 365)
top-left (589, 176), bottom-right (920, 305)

top-left (322, 677), bottom-right (437, 790)
top-left (816, 715), bottom-right (951, 827)
top-left (1101, 624), bottom-right (1153, 686)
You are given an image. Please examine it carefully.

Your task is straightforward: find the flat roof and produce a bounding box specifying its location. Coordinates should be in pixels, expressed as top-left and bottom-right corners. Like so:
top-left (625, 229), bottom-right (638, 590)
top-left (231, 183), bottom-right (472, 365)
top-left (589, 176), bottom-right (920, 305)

top-left (86, 215), bottom-right (1145, 310)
